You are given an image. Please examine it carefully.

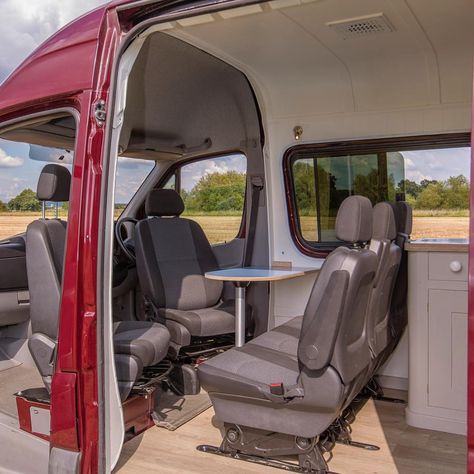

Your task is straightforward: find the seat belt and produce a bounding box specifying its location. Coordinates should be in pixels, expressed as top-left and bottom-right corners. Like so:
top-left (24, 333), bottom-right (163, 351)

top-left (243, 176), bottom-right (264, 267)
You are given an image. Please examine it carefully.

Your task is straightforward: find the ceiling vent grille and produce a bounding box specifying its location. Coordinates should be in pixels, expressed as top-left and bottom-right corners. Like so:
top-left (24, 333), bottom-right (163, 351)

top-left (326, 13), bottom-right (394, 40)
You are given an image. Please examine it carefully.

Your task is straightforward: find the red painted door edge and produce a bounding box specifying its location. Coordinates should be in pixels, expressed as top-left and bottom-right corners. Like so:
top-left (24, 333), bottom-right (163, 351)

top-left (49, 8), bottom-right (123, 470)
top-left (468, 57), bottom-right (474, 474)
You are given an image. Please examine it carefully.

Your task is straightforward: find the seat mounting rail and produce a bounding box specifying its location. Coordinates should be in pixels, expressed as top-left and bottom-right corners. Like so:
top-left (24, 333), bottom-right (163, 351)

top-left (196, 445), bottom-right (339, 474)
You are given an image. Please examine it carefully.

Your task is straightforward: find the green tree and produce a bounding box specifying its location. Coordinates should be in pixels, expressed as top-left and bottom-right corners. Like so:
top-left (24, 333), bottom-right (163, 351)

top-left (416, 182), bottom-right (445, 209)
top-left (398, 179), bottom-right (421, 198)
top-left (8, 189), bottom-right (42, 211)
top-left (352, 169), bottom-right (380, 205)
top-left (293, 161), bottom-right (316, 215)
top-left (184, 171), bottom-right (246, 213)
top-left (420, 179), bottom-right (439, 190)
top-left (0, 200), bottom-right (7, 212)
top-left (444, 175), bottom-right (470, 209)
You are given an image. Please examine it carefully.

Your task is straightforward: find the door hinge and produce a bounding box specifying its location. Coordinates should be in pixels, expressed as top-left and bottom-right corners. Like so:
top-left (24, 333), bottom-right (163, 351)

top-left (94, 99), bottom-right (107, 127)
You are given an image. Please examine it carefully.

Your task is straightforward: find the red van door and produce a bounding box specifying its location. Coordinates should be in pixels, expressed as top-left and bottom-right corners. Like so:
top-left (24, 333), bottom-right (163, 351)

top-left (469, 75), bottom-right (474, 472)
top-left (53, 2), bottom-right (259, 473)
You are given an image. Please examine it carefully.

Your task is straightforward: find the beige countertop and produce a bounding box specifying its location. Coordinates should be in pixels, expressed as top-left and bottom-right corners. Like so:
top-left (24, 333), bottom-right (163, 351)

top-left (405, 238), bottom-right (469, 253)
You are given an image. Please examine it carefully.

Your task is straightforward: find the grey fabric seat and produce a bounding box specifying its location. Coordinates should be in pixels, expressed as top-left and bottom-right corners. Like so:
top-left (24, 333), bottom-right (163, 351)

top-left (247, 315), bottom-right (303, 355)
top-left (198, 196), bottom-right (378, 441)
top-left (367, 202), bottom-right (402, 360)
top-left (113, 321), bottom-right (170, 367)
top-left (380, 201), bottom-right (412, 363)
top-left (158, 301), bottom-right (235, 338)
top-left (135, 189), bottom-right (238, 354)
top-left (26, 164), bottom-right (170, 400)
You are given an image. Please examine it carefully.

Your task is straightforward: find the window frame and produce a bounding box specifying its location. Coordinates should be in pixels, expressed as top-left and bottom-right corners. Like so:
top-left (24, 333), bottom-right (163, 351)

top-left (0, 107), bottom-right (80, 227)
top-left (283, 132), bottom-right (471, 258)
top-left (156, 150), bottom-right (248, 242)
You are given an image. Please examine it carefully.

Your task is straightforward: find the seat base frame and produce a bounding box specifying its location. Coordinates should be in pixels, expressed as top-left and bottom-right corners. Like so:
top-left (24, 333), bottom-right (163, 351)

top-left (197, 424), bottom-right (335, 474)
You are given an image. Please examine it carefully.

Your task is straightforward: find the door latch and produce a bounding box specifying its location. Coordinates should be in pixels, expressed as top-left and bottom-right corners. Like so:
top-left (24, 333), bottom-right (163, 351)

top-left (94, 99), bottom-right (107, 126)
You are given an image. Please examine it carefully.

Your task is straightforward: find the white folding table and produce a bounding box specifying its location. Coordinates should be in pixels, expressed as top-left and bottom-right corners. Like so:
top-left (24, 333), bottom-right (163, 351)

top-left (205, 267), bottom-right (320, 347)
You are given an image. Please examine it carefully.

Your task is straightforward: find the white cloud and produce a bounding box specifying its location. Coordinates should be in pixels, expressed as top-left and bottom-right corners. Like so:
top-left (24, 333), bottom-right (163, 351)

top-left (191, 159), bottom-right (230, 182)
top-left (117, 157), bottom-right (155, 170)
top-left (181, 154), bottom-right (247, 191)
top-left (401, 148), bottom-right (470, 183)
top-left (0, 176), bottom-right (28, 202)
top-left (0, 148), bottom-right (23, 168)
top-left (0, 1), bottom-right (108, 83)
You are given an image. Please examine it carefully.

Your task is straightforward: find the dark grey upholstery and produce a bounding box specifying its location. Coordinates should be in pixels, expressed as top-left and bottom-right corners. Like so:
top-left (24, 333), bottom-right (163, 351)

top-left (384, 201), bottom-right (412, 357)
top-left (392, 201), bottom-right (413, 237)
top-left (135, 190), bottom-right (237, 350)
top-left (27, 164), bottom-right (170, 399)
top-left (113, 321), bottom-right (170, 366)
top-left (27, 219), bottom-right (66, 340)
top-left (146, 188), bottom-right (185, 217)
top-left (198, 317), bottom-right (346, 438)
top-left (367, 203), bottom-right (401, 359)
top-left (198, 195), bottom-right (378, 438)
top-left (36, 164), bottom-right (71, 202)
top-left (159, 302), bottom-right (235, 337)
top-left (27, 166), bottom-right (71, 390)
top-left (136, 217), bottom-right (223, 311)
top-left (247, 315), bottom-right (302, 354)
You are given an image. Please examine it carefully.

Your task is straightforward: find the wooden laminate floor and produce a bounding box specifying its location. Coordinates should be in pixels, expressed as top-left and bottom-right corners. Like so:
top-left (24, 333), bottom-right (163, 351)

top-left (115, 391), bottom-right (466, 474)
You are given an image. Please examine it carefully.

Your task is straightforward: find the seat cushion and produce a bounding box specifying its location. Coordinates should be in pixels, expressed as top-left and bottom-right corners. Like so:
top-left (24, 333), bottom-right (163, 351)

top-left (198, 326), bottom-right (301, 400)
top-left (159, 301), bottom-right (235, 337)
top-left (113, 321), bottom-right (170, 367)
top-left (249, 316), bottom-right (302, 354)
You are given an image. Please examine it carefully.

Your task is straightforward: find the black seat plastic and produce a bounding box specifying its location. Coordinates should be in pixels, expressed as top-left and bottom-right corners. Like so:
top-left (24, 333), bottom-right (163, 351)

top-left (135, 189), bottom-right (240, 356)
top-left (197, 196), bottom-right (378, 470)
top-left (380, 201), bottom-right (412, 363)
top-left (367, 202), bottom-right (402, 361)
top-left (26, 164), bottom-right (170, 400)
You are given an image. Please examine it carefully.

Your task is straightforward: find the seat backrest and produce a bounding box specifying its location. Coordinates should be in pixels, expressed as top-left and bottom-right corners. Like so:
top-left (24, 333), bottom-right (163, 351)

top-left (26, 164), bottom-right (71, 389)
top-left (366, 202), bottom-right (401, 358)
top-left (297, 196), bottom-right (378, 385)
top-left (388, 201), bottom-right (413, 343)
top-left (135, 189), bottom-right (223, 312)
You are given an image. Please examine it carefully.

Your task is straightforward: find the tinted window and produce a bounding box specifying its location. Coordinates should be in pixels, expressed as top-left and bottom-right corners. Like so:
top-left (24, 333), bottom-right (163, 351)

top-left (288, 138), bottom-right (470, 253)
top-left (0, 116), bottom-right (76, 240)
top-left (292, 152), bottom-right (404, 244)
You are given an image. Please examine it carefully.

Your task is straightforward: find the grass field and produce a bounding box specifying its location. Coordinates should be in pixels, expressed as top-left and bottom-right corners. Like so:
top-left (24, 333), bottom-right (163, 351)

top-left (0, 213), bottom-right (469, 244)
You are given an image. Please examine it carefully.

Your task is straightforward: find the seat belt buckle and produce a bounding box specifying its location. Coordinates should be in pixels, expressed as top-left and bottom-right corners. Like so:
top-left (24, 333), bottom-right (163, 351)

top-left (269, 383), bottom-right (284, 396)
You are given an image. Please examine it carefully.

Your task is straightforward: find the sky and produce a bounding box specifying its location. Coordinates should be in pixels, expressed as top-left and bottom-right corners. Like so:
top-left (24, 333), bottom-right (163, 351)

top-left (0, 1), bottom-right (109, 203)
top-left (0, 1), bottom-right (471, 204)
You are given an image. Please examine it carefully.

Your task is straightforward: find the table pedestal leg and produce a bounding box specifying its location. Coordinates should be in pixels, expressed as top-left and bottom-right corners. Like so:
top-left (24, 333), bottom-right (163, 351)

top-left (235, 283), bottom-right (247, 347)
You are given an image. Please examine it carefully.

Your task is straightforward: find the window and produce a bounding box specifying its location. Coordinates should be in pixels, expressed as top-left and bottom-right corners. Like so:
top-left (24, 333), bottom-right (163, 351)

top-left (286, 134), bottom-right (470, 255)
top-left (114, 157), bottom-right (155, 217)
top-left (0, 114), bottom-right (76, 240)
top-left (163, 154), bottom-right (247, 245)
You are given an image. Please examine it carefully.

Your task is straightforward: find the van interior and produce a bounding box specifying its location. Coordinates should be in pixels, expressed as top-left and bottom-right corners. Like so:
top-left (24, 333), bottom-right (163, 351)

top-left (0, 1), bottom-right (472, 473)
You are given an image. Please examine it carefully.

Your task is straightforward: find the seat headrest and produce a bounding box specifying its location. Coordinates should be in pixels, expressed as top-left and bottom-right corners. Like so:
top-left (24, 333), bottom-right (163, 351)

top-left (36, 164), bottom-right (71, 202)
top-left (146, 189), bottom-right (185, 217)
top-left (335, 195), bottom-right (373, 243)
top-left (372, 202), bottom-right (397, 241)
top-left (395, 201), bottom-right (413, 235)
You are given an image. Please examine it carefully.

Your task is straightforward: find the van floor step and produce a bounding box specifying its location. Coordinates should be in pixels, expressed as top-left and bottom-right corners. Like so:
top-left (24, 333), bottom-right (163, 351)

top-left (196, 445), bottom-right (339, 474)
